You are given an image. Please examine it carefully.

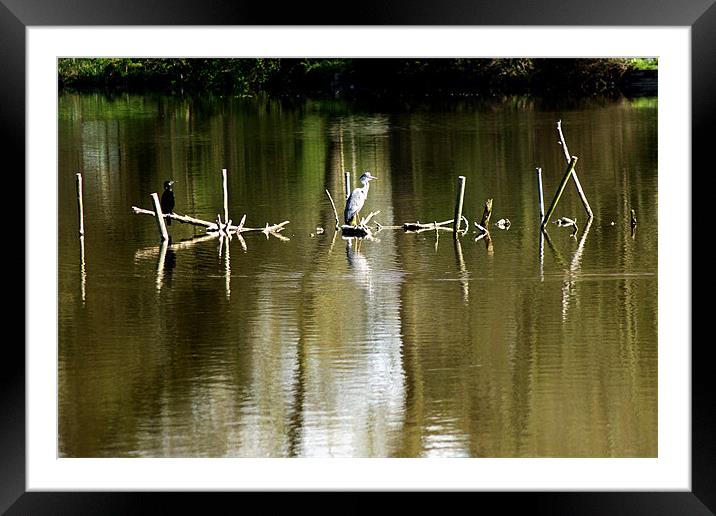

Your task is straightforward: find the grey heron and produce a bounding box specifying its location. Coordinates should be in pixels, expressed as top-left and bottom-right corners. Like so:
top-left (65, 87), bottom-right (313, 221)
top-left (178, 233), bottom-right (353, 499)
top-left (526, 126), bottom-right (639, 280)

top-left (344, 172), bottom-right (378, 226)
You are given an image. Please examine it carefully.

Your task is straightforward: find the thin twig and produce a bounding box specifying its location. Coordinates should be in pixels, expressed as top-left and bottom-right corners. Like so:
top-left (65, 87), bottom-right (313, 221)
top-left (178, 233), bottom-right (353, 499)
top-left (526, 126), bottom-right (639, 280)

top-left (133, 205), bottom-right (288, 234)
top-left (360, 210), bottom-right (381, 226)
top-left (325, 189), bottom-right (340, 228)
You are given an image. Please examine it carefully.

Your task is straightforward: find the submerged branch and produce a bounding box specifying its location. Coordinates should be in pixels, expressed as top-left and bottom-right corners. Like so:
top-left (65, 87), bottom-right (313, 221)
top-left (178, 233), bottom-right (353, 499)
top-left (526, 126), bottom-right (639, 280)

top-left (132, 207), bottom-right (215, 229)
top-left (360, 211), bottom-right (381, 226)
top-left (403, 219), bottom-right (454, 231)
top-left (132, 205), bottom-right (289, 235)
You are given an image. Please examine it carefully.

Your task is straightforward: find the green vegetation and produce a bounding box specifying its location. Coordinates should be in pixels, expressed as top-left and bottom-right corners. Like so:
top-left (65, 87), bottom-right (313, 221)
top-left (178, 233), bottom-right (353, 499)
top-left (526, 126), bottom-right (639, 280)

top-left (626, 58), bottom-right (658, 70)
top-left (58, 58), bottom-right (656, 98)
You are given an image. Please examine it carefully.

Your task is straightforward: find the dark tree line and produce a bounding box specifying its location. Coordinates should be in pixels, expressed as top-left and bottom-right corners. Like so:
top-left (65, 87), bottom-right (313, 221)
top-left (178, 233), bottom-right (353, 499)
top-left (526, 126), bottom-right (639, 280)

top-left (58, 58), bottom-right (656, 97)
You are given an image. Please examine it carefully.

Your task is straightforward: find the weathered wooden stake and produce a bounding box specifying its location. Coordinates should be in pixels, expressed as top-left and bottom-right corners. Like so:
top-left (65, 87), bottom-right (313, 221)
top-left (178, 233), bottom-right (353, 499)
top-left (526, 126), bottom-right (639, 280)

top-left (541, 156), bottom-right (579, 230)
top-left (453, 176), bottom-right (466, 237)
top-left (344, 171), bottom-right (351, 199)
top-left (536, 167), bottom-right (545, 224)
top-left (556, 121), bottom-right (593, 219)
top-left (76, 173), bottom-right (85, 236)
top-left (150, 192), bottom-right (169, 241)
top-left (480, 198), bottom-right (493, 228)
top-left (222, 168), bottom-right (229, 223)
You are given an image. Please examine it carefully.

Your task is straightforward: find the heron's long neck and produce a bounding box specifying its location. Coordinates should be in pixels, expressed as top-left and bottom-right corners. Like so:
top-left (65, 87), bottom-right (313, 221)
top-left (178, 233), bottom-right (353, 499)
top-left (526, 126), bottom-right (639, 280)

top-left (362, 181), bottom-right (370, 194)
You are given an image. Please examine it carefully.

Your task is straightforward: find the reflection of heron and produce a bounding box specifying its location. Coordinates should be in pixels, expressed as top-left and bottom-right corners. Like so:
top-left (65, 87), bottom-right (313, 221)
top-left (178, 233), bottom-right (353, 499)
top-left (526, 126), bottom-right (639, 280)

top-left (346, 240), bottom-right (369, 272)
top-left (160, 180), bottom-right (176, 225)
top-left (344, 172), bottom-right (378, 226)
top-left (346, 239), bottom-right (373, 297)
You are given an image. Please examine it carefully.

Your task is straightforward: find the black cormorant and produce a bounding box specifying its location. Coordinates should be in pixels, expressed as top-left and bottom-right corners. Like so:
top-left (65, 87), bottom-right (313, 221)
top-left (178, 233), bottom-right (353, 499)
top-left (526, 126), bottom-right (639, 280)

top-left (160, 180), bottom-right (176, 225)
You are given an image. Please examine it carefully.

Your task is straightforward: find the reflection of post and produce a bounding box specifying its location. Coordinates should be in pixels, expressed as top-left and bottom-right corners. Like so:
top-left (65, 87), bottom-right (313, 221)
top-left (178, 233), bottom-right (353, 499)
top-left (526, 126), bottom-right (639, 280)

top-left (76, 172), bottom-right (85, 236)
top-left (561, 217), bottom-right (593, 320)
top-left (224, 236), bottom-right (231, 299)
top-left (156, 238), bottom-right (168, 292)
top-left (453, 237), bottom-right (469, 303)
top-left (538, 231), bottom-right (544, 282)
top-left (79, 235), bottom-right (86, 303)
top-left (561, 278), bottom-right (574, 322)
top-left (569, 216), bottom-right (593, 273)
top-left (328, 228), bottom-right (337, 255)
top-left (542, 229), bottom-right (567, 268)
top-left (150, 192), bottom-right (169, 241)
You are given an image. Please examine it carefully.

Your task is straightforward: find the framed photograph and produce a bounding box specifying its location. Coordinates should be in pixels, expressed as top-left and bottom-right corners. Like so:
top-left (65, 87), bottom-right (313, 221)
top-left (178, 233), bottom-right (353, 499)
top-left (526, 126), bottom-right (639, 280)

top-left (6, 0), bottom-right (710, 512)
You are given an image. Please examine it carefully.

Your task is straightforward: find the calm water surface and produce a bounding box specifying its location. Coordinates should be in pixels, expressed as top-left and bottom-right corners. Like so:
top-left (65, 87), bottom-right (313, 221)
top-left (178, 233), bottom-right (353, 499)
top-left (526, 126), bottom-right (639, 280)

top-left (58, 93), bottom-right (657, 457)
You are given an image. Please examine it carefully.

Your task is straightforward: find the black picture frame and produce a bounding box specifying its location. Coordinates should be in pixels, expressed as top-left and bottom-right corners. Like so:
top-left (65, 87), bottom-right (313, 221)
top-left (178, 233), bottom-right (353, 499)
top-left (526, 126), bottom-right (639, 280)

top-left (5, 1), bottom-right (710, 513)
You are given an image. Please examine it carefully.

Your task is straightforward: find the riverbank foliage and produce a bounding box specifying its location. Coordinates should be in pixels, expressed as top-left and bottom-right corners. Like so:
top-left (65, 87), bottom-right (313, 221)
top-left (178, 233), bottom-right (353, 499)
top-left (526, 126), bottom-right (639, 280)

top-left (58, 58), bottom-right (657, 98)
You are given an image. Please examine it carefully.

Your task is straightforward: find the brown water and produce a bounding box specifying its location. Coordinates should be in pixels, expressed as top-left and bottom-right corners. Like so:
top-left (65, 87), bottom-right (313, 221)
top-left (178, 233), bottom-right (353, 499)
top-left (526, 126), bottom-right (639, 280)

top-left (58, 92), bottom-right (657, 457)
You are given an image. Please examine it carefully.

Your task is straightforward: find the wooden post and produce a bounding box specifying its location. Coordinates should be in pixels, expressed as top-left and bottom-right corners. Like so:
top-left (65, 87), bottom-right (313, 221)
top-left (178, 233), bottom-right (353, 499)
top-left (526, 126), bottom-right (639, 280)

top-left (344, 171), bottom-right (351, 199)
top-left (556, 120), bottom-right (572, 162)
top-left (480, 198), bottom-right (493, 228)
top-left (150, 192), bottom-right (169, 241)
top-left (556, 121), bottom-right (593, 220)
top-left (222, 168), bottom-right (229, 223)
top-left (453, 176), bottom-right (466, 236)
top-left (569, 165), bottom-right (593, 219)
top-left (536, 167), bottom-right (545, 224)
top-left (76, 173), bottom-right (85, 236)
top-left (541, 156), bottom-right (579, 230)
